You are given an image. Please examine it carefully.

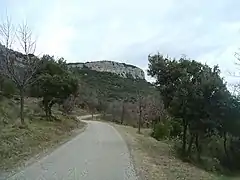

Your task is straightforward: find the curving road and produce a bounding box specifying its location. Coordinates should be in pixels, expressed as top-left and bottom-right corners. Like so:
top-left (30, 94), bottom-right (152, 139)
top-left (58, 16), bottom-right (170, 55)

top-left (8, 116), bottom-right (137, 180)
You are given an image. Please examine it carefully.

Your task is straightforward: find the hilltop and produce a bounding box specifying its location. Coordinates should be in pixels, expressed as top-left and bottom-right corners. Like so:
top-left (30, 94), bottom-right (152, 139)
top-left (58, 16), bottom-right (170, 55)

top-left (68, 60), bottom-right (145, 79)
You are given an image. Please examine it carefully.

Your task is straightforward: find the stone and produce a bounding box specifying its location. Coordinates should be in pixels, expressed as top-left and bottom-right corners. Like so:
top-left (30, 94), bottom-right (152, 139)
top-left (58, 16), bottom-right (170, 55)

top-left (68, 61), bottom-right (145, 80)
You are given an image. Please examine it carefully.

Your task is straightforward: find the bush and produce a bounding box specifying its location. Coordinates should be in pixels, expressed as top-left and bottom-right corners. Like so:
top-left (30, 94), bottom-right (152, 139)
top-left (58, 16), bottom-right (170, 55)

top-left (1, 79), bottom-right (16, 97)
top-left (152, 122), bottom-right (171, 140)
top-left (170, 118), bottom-right (182, 137)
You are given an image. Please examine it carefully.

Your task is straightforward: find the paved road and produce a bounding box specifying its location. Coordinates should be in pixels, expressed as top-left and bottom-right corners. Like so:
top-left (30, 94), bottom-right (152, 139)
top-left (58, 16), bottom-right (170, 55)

top-left (8, 116), bottom-right (137, 180)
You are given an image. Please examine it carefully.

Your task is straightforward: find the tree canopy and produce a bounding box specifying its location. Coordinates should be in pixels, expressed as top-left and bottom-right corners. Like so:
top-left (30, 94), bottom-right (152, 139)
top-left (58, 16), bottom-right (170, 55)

top-left (30, 55), bottom-right (78, 118)
top-left (148, 53), bottom-right (240, 171)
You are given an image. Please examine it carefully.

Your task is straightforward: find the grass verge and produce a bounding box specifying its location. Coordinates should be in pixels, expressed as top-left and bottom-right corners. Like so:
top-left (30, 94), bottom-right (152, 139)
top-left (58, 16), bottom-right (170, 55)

top-left (0, 97), bottom-right (86, 178)
top-left (113, 124), bottom-right (219, 180)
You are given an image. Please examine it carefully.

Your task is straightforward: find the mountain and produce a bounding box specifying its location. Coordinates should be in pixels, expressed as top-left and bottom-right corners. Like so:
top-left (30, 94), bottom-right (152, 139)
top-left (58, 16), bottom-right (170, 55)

top-left (0, 43), bottom-right (154, 104)
top-left (0, 43), bottom-right (145, 80)
top-left (67, 61), bottom-right (145, 79)
top-left (71, 66), bottom-right (156, 107)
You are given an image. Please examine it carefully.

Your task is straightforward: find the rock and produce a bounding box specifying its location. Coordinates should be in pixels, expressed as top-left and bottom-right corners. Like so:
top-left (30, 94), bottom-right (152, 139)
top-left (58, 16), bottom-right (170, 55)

top-left (0, 42), bottom-right (145, 80)
top-left (68, 60), bottom-right (145, 79)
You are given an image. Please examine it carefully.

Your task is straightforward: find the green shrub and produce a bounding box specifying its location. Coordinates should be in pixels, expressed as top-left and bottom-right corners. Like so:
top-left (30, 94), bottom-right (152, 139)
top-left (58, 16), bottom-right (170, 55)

top-left (170, 118), bottom-right (182, 137)
top-left (152, 122), bottom-right (171, 140)
top-left (1, 79), bottom-right (16, 97)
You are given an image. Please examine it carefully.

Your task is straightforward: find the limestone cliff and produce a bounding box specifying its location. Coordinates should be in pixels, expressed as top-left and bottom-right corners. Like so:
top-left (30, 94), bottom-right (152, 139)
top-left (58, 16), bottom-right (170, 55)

top-left (0, 43), bottom-right (145, 80)
top-left (67, 61), bottom-right (145, 80)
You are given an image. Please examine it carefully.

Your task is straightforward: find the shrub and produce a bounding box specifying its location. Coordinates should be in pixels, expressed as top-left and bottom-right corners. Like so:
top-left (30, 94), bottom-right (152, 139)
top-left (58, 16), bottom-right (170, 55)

top-left (1, 79), bottom-right (16, 97)
top-left (152, 121), bottom-right (171, 140)
top-left (170, 118), bottom-right (182, 137)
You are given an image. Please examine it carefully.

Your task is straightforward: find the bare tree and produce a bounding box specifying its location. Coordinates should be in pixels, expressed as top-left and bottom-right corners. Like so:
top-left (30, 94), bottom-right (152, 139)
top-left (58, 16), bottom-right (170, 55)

top-left (87, 91), bottom-right (99, 120)
top-left (120, 100), bottom-right (126, 124)
top-left (136, 92), bottom-right (165, 132)
top-left (62, 94), bottom-right (76, 114)
top-left (0, 16), bottom-right (40, 124)
top-left (120, 97), bottom-right (131, 124)
top-left (149, 96), bottom-right (166, 125)
top-left (136, 90), bottom-right (145, 133)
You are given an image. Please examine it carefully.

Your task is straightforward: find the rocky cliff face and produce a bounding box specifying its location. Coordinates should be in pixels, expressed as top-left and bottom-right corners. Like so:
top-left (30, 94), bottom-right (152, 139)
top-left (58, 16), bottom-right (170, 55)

top-left (68, 61), bottom-right (145, 79)
top-left (0, 43), bottom-right (145, 80)
top-left (0, 43), bottom-right (35, 66)
top-left (0, 43), bottom-right (28, 68)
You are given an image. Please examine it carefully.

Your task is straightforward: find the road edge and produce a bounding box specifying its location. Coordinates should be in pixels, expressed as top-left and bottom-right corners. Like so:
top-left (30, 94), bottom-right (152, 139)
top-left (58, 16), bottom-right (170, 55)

top-left (3, 116), bottom-right (88, 180)
top-left (110, 123), bottom-right (143, 180)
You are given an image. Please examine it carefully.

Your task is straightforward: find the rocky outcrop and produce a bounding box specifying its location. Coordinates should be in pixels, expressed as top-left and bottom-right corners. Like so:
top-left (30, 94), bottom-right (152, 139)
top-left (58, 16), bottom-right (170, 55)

top-left (0, 43), bottom-right (145, 80)
top-left (0, 43), bottom-right (35, 66)
top-left (68, 61), bottom-right (145, 79)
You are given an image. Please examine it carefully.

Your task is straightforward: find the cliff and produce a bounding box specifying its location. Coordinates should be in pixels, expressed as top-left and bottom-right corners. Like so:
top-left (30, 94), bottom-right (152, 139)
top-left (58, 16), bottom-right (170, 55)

top-left (68, 61), bottom-right (145, 79)
top-left (0, 43), bottom-right (145, 80)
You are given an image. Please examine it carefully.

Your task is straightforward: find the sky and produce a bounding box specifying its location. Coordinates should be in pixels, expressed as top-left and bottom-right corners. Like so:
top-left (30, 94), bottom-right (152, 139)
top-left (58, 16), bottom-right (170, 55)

top-left (0, 0), bottom-right (240, 83)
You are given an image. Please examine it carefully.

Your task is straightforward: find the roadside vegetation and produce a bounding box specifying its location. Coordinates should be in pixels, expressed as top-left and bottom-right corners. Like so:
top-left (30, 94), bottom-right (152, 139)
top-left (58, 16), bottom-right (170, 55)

top-left (0, 97), bottom-right (85, 172)
top-left (0, 17), bottom-right (87, 176)
top-left (95, 54), bottom-right (240, 179)
top-left (0, 53), bottom-right (87, 175)
top-left (148, 54), bottom-right (240, 176)
top-left (114, 124), bottom-right (217, 180)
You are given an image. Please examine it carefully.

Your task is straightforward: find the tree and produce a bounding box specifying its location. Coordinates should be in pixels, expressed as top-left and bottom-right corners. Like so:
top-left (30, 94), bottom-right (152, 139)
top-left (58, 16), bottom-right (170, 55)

top-left (120, 100), bottom-right (126, 124)
top-left (142, 94), bottom-right (165, 127)
top-left (120, 96), bottom-right (135, 124)
top-left (62, 94), bottom-right (77, 114)
top-left (106, 100), bottom-right (121, 122)
top-left (37, 74), bottom-right (78, 119)
top-left (87, 90), bottom-right (99, 120)
top-left (148, 53), bottom-right (230, 156)
top-left (0, 17), bottom-right (40, 124)
top-left (136, 90), bottom-right (145, 133)
top-left (30, 55), bottom-right (78, 119)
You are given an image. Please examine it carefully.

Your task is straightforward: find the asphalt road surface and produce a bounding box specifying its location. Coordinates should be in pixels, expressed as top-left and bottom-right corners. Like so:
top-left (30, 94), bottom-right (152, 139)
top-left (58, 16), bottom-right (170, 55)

top-left (8, 116), bottom-right (138, 180)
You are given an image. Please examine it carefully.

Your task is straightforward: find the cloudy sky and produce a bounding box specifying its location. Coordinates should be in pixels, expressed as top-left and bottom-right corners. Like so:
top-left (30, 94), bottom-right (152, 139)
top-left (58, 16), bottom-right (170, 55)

top-left (1, 0), bottom-right (240, 83)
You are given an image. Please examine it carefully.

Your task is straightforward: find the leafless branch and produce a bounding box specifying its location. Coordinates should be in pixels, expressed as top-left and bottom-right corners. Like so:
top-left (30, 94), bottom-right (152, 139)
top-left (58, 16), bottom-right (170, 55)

top-left (16, 22), bottom-right (36, 57)
top-left (0, 15), bottom-right (41, 123)
top-left (234, 51), bottom-right (240, 61)
top-left (0, 16), bottom-right (41, 86)
top-left (0, 15), bottom-right (15, 49)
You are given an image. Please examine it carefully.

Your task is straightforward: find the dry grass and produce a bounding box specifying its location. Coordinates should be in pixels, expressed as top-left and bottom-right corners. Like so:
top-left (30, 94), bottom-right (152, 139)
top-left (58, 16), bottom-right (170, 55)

top-left (113, 124), bottom-right (219, 180)
top-left (0, 97), bottom-right (86, 176)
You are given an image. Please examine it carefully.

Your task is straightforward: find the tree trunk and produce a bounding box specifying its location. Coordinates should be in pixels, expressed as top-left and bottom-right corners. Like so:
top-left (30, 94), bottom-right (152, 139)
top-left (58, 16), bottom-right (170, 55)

top-left (195, 133), bottom-right (201, 161)
top-left (103, 111), bottom-right (106, 119)
top-left (43, 97), bottom-right (52, 119)
top-left (48, 99), bottom-right (57, 119)
top-left (44, 101), bottom-right (49, 117)
top-left (112, 112), bottom-right (115, 122)
top-left (92, 112), bottom-right (94, 120)
top-left (121, 103), bottom-right (125, 124)
top-left (182, 119), bottom-right (187, 155)
top-left (20, 88), bottom-right (24, 124)
top-left (187, 134), bottom-right (194, 155)
top-left (152, 119), bottom-right (154, 128)
top-left (138, 105), bottom-right (142, 134)
top-left (223, 131), bottom-right (230, 161)
top-left (48, 105), bottom-right (52, 117)
top-left (0, 77), bottom-right (3, 91)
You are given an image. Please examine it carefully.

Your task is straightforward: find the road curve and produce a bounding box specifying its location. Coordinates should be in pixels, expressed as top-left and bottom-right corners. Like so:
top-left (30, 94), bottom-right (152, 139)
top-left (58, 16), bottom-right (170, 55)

top-left (8, 116), bottom-right (138, 180)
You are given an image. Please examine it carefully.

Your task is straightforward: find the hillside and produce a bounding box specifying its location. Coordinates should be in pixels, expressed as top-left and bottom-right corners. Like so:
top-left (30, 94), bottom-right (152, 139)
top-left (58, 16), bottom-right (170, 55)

top-left (68, 60), bottom-right (145, 79)
top-left (0, 96), bottom-right (86, 177)
top-left (71, 67), bottom-right (155, 102)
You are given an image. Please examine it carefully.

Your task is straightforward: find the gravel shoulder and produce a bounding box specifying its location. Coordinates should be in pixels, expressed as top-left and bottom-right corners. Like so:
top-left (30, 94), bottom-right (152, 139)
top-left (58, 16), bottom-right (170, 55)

top-left (113, 124), bottom-right (217, 180)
